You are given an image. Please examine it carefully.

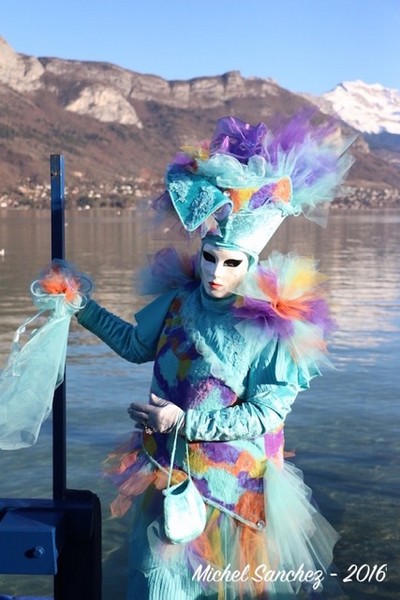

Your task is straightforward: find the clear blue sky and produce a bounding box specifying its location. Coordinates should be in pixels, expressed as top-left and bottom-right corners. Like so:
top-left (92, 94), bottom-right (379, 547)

top-left (1, 0), bottom-right (399, 95)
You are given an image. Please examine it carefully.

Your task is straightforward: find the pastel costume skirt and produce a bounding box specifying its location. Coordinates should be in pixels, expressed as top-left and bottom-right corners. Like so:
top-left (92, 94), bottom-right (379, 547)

top-left (108, 440), bottom-right (339, 600)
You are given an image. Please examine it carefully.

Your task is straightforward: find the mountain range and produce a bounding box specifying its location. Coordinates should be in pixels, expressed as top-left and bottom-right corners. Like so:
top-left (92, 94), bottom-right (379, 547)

top-left (0, 36), bottom-right (399, 208)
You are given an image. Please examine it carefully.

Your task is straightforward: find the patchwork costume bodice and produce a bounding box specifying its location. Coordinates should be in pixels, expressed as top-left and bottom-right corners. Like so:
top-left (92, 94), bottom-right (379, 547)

top-left (141, 284), bottom-right (300, 529)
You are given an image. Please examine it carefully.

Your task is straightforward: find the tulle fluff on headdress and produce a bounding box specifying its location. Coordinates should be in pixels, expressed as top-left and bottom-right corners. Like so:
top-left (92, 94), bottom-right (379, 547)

top-left (152, 110), bottom-right (355, 256)
top-left (258, 110), bottom-right (356, 225)
top-left (197, 110), bottom-right (355, 225)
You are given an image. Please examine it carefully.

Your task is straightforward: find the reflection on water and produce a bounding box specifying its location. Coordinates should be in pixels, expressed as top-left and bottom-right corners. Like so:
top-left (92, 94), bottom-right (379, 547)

top-left (0, 209), bottom-right (399, 599)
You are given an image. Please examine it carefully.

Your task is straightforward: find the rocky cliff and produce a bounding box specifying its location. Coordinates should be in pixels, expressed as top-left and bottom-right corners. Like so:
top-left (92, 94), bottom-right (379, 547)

top-left (0, 36), bottom-right (399, 208)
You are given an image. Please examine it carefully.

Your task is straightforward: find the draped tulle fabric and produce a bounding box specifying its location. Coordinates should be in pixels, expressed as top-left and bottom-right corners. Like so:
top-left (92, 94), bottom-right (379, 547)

top-left (0, 261), bottom-right (91, 449)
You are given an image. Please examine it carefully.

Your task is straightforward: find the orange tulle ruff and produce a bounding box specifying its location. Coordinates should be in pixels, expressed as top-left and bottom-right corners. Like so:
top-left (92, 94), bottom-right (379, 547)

top-left (40, 268), bottom-right (80, 302)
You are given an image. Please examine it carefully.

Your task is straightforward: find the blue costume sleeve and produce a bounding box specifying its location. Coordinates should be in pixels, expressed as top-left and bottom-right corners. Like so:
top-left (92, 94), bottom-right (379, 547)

top-left (77, 289), bottom-right (178, 363)
top-left (184, 344), bottom-right (315, 442)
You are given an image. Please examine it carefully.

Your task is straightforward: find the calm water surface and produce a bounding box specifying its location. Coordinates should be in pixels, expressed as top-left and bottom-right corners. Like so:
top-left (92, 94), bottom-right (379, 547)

top-left (0, 209), bottom-right (399, 599)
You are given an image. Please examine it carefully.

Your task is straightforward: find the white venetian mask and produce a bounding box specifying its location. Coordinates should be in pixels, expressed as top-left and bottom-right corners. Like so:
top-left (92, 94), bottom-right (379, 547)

top-left (200, 243), bottom-right (249, 299)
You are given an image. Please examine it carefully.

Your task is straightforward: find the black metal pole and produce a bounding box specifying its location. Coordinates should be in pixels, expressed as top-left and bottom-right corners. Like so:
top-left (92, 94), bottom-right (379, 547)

top-left (50, 155), bottom-right (67, 501)
top-left (50, 156), bottom-right (103, 600)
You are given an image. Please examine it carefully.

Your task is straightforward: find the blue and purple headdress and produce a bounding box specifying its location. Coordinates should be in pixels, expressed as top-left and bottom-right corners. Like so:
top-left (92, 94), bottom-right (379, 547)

top-left (158, 111), bottom-right (355, 262)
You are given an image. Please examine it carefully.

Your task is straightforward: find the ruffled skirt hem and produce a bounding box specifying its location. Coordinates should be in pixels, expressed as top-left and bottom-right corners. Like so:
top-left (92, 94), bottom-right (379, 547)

top-left (122, 458), bottom-right (339, 599)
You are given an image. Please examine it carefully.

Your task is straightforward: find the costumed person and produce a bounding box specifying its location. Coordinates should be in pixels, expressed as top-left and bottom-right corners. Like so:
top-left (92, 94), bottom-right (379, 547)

top-left (76, 112), bottom-right (355, 599)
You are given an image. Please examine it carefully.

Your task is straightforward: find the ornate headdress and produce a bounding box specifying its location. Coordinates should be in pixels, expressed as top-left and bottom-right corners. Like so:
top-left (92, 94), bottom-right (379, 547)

top-left (140, 112), bottom-right (355, 373)
top-left (158, 111), bottom-right (355, 263)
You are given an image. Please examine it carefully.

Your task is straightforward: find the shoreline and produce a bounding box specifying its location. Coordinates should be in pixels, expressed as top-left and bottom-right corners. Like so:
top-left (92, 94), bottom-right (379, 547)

top-left (1, 202), bottom-right (399, 212)
top-left (1, 186), bottom-right (399, 211)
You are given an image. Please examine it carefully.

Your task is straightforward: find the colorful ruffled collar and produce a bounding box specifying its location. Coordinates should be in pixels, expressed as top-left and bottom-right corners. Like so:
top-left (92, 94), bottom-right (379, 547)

top-left (139, 247), bottom-right (335, 363)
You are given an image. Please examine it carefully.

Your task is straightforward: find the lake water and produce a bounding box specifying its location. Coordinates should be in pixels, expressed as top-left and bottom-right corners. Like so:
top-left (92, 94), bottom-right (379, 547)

top-left (0, 209), bottom-right (399, 599)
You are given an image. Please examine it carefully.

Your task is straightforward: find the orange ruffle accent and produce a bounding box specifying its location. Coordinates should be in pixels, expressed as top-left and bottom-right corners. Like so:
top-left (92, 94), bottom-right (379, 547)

top-left (111, 471), bottom-right (157, 517)
top-left (273, 176), bottom-right (292, 203)
top-left (235, 489), bottom-right (265, 525)
top-left (40, 269), bottom-right (80, 302)
top-left (189, 506), bottom-right (271, 599)
top-left (257, 261), bottom-right (327, 322)
top-left (110, 458), bottom-right (188, 517)
top-left (227, 187), bottom-right (259, 212)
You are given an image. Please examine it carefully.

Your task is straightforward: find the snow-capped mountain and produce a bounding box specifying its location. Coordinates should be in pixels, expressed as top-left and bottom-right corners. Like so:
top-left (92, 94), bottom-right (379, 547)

top-left (320, 80), bottom-right (400, 135)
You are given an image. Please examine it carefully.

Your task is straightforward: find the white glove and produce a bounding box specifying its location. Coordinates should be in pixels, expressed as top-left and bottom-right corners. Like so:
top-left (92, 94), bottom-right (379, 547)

top-left (128, 393), bottom-right (185, 434)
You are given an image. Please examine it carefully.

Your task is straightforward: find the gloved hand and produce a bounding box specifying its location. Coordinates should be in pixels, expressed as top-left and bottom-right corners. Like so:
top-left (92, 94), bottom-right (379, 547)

top-left (128, 393), bottom-right (185, 434)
